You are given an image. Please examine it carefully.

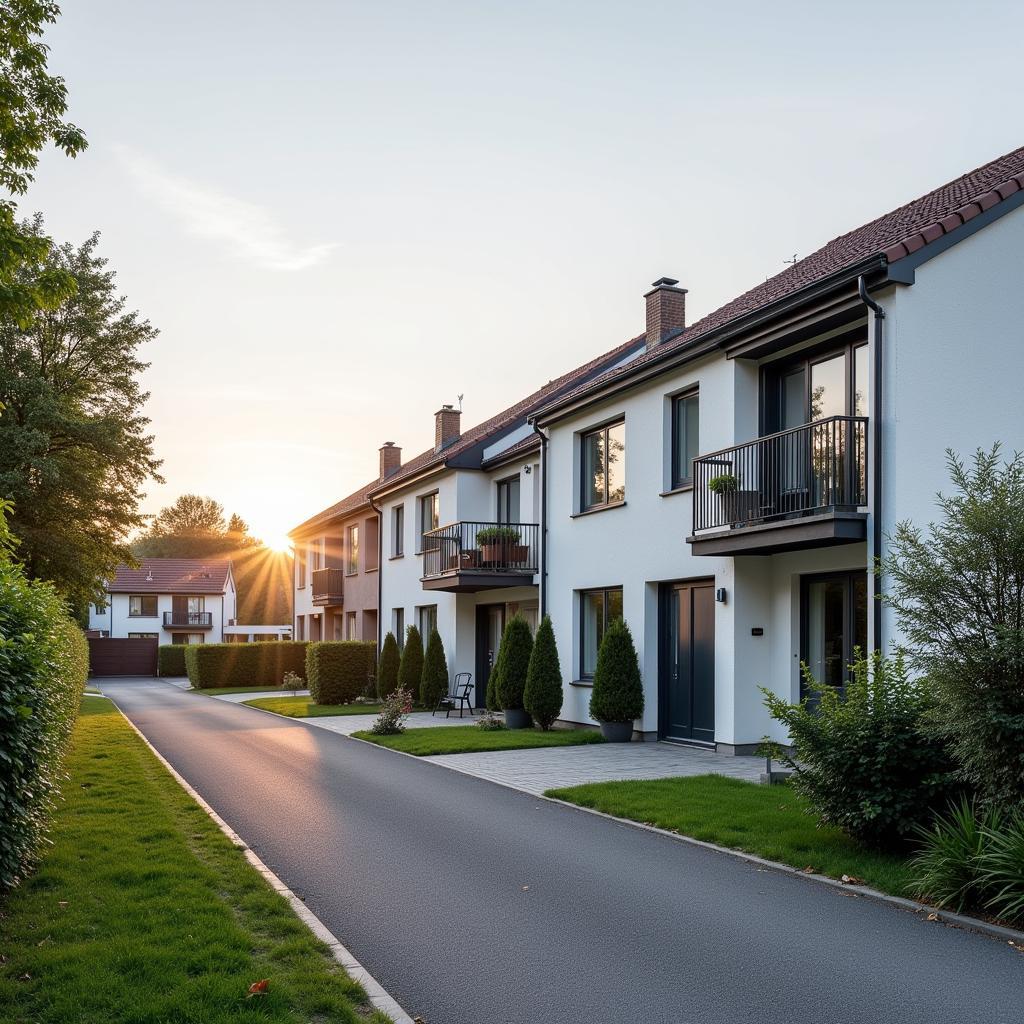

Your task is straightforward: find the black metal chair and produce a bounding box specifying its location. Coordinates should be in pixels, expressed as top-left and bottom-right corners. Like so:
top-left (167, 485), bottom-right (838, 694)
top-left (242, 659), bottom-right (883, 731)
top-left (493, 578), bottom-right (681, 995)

top-left (433, 672), bottom-right (475, 718)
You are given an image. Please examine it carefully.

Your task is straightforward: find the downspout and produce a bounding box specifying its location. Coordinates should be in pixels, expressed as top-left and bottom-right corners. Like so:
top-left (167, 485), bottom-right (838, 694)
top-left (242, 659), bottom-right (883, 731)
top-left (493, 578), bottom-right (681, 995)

top-left (857, 275), bottom-right (885, 655)
top-left (531, 422), bottom-right (548, 618)
top-left (369, 495), bottom-right (384, 650)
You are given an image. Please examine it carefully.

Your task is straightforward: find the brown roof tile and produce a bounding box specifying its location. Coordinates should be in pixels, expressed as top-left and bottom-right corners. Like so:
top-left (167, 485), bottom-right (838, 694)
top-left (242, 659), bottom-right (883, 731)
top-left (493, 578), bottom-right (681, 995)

top-left (107, 559), bottom-right (231, 594)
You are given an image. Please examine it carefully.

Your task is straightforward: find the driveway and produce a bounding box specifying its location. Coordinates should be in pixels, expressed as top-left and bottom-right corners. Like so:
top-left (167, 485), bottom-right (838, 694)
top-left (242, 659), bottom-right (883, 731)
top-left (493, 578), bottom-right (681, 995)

top-left (97, 678), bottom-right (1022, 1024)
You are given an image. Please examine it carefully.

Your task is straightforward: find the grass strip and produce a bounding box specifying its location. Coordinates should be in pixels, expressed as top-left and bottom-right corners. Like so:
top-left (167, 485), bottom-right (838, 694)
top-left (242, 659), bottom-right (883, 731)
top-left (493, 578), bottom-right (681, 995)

top-left (195, 685), bottom-right (308, 697)
top-left (354, 725), bottom-right (605, 757)
top-left (244, 697), bottom-right (383, 718)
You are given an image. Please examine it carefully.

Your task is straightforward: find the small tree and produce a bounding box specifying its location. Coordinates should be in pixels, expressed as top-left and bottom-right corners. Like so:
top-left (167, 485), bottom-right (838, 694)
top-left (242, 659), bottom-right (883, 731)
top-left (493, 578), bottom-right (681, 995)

top-left (486, 640), bottom-right (505, 711)
top-left (420, 628), bottom-right (449, 707)
top-left (496, 615), bottom-right (533, 712)
top-left (589, 618), bottom-right (643, 723)
top-left (397, 624), bottom-right (423, 702)
top-left (377, 631), bottom-right (401, 698)
top-left (524, 615), bottom-right (563, 730)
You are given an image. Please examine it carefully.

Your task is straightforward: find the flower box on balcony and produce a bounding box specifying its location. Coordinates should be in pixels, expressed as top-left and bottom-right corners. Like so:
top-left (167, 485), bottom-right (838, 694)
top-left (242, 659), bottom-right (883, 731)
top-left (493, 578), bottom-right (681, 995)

top-left (476, 525), bottom-right (528, 566)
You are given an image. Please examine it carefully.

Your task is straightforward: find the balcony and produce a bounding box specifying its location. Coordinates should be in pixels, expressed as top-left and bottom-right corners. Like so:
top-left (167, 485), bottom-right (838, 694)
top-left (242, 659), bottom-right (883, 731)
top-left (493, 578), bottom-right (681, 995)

top-left (311, 567), bottom-right (344, 606)
top-left (421, 521), bottom-right (540, 593)
top-left (163, 611), bottom-right (213, 628)
top-left (687, 415), bottom-right (868, 556)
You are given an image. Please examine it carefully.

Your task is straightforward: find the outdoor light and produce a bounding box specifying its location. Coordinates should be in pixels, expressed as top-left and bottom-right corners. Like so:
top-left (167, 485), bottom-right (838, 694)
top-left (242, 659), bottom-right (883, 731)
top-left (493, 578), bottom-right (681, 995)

top-left (715, 587), bottom-right (727, 603)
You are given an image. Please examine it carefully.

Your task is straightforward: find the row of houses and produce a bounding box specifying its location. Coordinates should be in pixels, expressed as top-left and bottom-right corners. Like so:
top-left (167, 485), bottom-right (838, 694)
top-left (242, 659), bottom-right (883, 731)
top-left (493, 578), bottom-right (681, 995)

top-left (290, 144), bottom-right (1024, 751)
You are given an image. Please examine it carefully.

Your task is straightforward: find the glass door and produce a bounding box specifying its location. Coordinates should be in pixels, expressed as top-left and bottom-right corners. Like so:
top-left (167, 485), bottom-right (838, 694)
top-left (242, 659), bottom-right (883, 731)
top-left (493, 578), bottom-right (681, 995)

top-left (802, 572), bottom-right (868, 694)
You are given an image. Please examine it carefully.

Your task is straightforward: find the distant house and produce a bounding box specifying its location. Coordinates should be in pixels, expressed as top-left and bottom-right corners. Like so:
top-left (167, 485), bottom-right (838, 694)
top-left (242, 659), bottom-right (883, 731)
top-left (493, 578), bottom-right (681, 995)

top-left (89, 559), bottom-right (237, 644)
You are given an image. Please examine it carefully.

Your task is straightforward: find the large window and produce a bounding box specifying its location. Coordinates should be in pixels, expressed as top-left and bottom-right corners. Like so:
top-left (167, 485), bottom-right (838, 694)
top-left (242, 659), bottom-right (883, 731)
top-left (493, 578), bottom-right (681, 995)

top-left (801, 571), bottom-right (868, 694)
top-left (391, 504), bottom-right (404, 558)
top-left (418, 492), bottom-right (439, 550)
top-left (346, 611), bottom-right (358, 639)
top-left (129, 594), bottom-right (158, 617)
top-left (579, 587), bottom-right (623, 679)
top-left (496, 475), bottom-right (521, 524)
top-left (127, 632), bottom-right (158, 639)
top-left (393, 607), bottom-right (405, 648)
top-left (417, 604), bottom-right (437, 639)
top-left (581, 420), bottom-right (625, 511)
top-left (346, 524), bottom-right (359, 575)
top-left (671, 390), bottom-right (699, 489)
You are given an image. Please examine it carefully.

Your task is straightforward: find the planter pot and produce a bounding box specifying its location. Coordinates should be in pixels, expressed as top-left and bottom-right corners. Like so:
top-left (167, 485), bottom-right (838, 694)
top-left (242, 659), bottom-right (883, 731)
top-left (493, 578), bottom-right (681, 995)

top-left (479, 542), bottom-right (529, 566)
top-left (447, 550), bottom-right (479, 570)
top-left (504, 708), bottom-right (532, 730)
top-left (599, 721), bottom-right (634, 742)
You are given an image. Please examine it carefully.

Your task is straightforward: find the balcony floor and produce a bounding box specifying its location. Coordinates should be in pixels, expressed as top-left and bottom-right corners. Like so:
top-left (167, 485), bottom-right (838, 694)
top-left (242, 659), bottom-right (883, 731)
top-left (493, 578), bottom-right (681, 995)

top-left (421, 570), bottom-right (537, 593)
top-left (687, 509), bottom-right (867, 556)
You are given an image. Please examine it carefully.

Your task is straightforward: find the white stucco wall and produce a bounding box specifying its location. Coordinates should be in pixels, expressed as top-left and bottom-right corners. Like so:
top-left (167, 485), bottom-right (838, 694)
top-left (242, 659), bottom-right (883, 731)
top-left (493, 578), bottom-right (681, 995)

top-left (88, 591), bottom-right (229, 643)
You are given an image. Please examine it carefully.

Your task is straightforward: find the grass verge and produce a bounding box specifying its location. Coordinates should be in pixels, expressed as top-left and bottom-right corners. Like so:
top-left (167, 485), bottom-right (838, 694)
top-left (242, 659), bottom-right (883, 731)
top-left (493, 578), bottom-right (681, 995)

top-left (546, 774), bottom-right (914, 897)
top-left (0, 697), bottom-right (389, 1023)
top-left (195, 685), bottom-right (310, 697)
top-left (354, 725), bottom-right (605, 757)
top-left (244, 697), bottom-right (383, 718)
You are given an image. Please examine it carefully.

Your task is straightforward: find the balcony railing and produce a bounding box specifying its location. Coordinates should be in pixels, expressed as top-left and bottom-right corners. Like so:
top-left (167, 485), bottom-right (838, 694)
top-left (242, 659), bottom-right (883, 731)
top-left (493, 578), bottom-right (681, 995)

top-left (692, 416), bottom-right (868, 533)
top-left (311, 567), bottom-right (344, 606)
top-left (422, 521), bottom-right (539, 581)
top-left (163, 611), bottom-right (213, 628)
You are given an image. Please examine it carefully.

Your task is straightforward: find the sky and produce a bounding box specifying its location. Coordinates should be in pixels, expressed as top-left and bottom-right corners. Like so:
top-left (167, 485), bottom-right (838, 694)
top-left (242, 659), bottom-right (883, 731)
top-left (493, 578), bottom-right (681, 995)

top-left (25, 0), bottom-right (1024, 551)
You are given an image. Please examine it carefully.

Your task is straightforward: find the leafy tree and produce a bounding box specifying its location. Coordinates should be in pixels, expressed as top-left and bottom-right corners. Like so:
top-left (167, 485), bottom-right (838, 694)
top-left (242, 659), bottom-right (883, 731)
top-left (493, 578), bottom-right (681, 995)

top-left (524, 615), bottom-right (563, 730)
top-left (0, 224), bottom-right (160, 615)
top-left (420, 627), bottom-right (449, 708)
top-left (377, 631), bottom-right (400, 698)
top-left (398, 624), bottom-right (423, 702)
top-left (882, 446), bottom-right (1024, 810)
top-left (496, 615), bottom-right (533, 712)
top-left (589, 618), bottom-right (644, 723)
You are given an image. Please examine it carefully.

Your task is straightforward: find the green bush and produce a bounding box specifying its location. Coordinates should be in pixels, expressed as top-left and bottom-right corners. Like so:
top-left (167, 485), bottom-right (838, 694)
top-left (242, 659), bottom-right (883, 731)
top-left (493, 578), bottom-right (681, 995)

top-left (307, 641), bottom-right (376, 705)
top-left (377, 631), bottom-right (401, 698)
top-left (184, 641), bottom-right (308, 689)
top-left (157, 644), bottom-right (187, 677)
top-left (979, 812), bottom-right (1024, 923)
top-left (589, 618), bottom-right (643, 724)
top-left (397, 625), bottom-right (423, 701)
top-left (496, 615), bottom-right (533, 712)
top-left (763, 651), bottom-right (957, 848)
top-left (524, 615), bottom-right (562, 730)
top-left (420, 628), bottom-right (449, 708)
top-left (486, 639), bottom-right (506, 711)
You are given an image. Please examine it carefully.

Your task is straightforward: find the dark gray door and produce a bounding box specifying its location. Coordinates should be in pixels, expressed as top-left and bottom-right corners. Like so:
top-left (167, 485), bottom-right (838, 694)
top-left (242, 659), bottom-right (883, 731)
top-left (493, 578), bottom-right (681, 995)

top-left (663, 582), bottom-right (715, 743)
top-left (474, 604), bottom-right (505, 708)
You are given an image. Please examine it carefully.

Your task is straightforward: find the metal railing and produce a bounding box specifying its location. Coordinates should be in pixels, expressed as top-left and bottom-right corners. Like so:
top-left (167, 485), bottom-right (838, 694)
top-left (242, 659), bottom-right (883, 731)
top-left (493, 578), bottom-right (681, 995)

top-left (311, 567), bottom-right (345, 605)
top-left (162, 610), bottom-right (213, 628)
top-left (422, 521), bottom-right (540, 578)
top-left (692, 416), bottom-right (868, 532)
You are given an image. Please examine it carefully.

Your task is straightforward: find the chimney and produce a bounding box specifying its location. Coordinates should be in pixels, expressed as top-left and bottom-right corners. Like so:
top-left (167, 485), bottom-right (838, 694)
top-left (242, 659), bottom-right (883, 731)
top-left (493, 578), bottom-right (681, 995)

top-left (645, 276), bottom-right (687, 347)
top-left (379, 441), bottom-right (401, 480)
top-left (434, 404), bottom-right (461, 451)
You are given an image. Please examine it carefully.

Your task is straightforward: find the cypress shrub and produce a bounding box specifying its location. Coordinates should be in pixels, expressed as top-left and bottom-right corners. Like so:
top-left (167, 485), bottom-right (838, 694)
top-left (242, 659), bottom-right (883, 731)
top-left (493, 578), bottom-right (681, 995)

top-left (184, 641), bottom-right (308, 689)
top-left (486, 639), bottom-right (506, 711)
top-left (589, 618), bottom-right (644, 724)
top-left (377, 631), bottom-right (401, 698)
top-left (157, 644), bottom-right (187, 677)
top-left (524, 615), bottom-right (563, 730)
top-left (398, 625), bottom-right (423, 702)
top-left (307, 641), bottom-right (377, 704)
top-left (496, 615), bottom-right (533, 712)
top-left (420, 628), bottom-right (449, 707)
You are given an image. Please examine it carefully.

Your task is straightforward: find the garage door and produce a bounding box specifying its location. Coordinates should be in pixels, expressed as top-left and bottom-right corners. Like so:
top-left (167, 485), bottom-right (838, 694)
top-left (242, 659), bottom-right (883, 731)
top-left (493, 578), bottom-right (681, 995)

top-left (88, 638), bottom-right (158, 677)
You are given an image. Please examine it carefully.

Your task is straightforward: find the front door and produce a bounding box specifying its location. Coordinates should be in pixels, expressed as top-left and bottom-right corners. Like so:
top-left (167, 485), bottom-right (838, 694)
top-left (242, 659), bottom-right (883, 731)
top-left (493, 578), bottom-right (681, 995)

top-left (661, 581), bottom-right (715, 743)
top-left (474, 604), bottom-right (505, 708)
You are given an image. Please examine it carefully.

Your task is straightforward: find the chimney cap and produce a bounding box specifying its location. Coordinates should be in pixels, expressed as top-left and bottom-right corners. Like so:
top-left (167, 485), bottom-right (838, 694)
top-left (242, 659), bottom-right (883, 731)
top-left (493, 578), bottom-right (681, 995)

top-left (652, 276), bottom-right (679, 287)
top-left (380, 441), bottom-right (396, 448)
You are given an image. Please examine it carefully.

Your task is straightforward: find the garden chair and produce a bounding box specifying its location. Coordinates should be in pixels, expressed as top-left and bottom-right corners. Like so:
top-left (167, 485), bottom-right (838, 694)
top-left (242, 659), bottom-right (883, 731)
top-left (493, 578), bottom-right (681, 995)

top-left (433, 672), bottom-right (476, 718)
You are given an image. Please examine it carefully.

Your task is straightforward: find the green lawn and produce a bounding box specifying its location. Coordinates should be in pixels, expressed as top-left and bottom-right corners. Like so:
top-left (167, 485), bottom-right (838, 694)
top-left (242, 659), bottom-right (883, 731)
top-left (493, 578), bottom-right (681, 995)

top-left (546, 774), bottom-right (914, 897)
top-left (0, 697), bottom-right (388, 1023)
top-left (194, 684), bottom-right (307, 697)
top-left (354, 725), bottom-right (605, 756)
top-left (244, 696), bottom-right (383, 718)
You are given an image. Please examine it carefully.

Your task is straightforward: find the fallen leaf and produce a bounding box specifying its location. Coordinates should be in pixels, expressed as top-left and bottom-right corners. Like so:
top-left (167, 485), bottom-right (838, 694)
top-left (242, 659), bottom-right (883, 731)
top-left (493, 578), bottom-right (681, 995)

top-left (247, 980), bottom-right (270, 997)
top-left (521, 885), bottom-right (529, 891)
top-left (57, 901), bottom-right (68, 908)
top-left (802, 866), bottom-right (815, 874)
top-left (841, 875), bottom-right (865, 885)
top-left (926, 913), bottom-right (939, 922)
top-left (18, 973), bottom-right (31, 981)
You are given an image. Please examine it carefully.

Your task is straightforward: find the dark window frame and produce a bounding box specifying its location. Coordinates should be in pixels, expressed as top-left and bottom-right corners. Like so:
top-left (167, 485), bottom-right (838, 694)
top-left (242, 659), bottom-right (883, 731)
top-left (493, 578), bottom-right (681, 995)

top-left (496, 474), bottom-right (521, 524)
top-left (670, 388), bottom-right (700, 490)
top-left (346, 524), bottom-right (359, 576)
top-left (580, 419), bottom-right (626, 512)
top-left (578, 586), bottom-right (624, 680)
top-left (391, 503), bottom-right (405, 558)
top-left (417, 491), bottom-right (440, 553)
top-left (128, 594), bottom-right (158, 618)
top-left (799, 569), bottom-right (868, 697)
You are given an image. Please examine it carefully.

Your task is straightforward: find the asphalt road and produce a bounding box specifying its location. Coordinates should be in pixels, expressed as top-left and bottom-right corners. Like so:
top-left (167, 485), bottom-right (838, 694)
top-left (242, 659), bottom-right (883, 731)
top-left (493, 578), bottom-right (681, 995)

top-left (99, 679), bottom-right (1022, 1024)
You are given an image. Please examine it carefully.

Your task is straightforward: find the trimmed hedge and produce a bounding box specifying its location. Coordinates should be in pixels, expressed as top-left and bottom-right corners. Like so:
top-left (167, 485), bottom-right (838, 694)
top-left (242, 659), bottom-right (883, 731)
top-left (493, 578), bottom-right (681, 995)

top-left (524, 615), bottom-right (563, 730)
top-left (157, 644), bottom-right (187, 677)
top-left (377, 631), bottom-right (401, 698)
top-left (307, 641), bottom-right (377, 705)
top-left (589, 618), bottom-right (644, 724)
top-left (420, 628), bottom-right (449, 708)
top-left (398, 625), bottom-right (424, 699)
top-left (184, 641), bottom-right (308, 689)
top-left (496, 615), bottom-right (533, 712)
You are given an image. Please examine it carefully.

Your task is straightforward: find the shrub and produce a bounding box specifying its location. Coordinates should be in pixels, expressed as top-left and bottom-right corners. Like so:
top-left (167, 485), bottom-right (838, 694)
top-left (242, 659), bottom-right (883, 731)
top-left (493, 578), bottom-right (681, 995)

top-left (420, 628), bottom-right (449, 708)
top-left (370, 687), bottom-right (413, 735)
top-left (486, 638), bottom-right (506, 711)
top-left (184, 641), bottom-right (307, 689)
top-left (524, 615), bottom-right (562, 730)
top-left (882, 446), bottom-right (1024, 810)
top-left (476, 525), bottom-right (521, 544)
top-left (763, 651), bottom-right (958, 848)
top-left (377, 631), bottom-right (401, 698)
top-left (398, 625), bottom-right (423, 702)
top-left (589, 618), bottom-right (643, 724)
top-left (978, 812), bottom-right (1024, 923)
top-left (157, 644), bottom-right (187, 677)
top-left (496, 615), bottom-right (533, 712)
top-left (476, 710), bottom-right (505, 731)
top-left (306, 641), bottom-right (376, 704)
top-left (282, 670), bottom-right (303, 692)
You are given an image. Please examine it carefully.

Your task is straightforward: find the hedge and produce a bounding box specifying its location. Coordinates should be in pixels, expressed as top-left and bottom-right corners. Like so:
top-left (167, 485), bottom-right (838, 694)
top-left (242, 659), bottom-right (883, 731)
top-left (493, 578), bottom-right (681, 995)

top-left (420, 628), bottom-right (449, 708)
top-left (184, 641), bottom-right (308, 689)
top-left (0, 559), bottom-right (88, 891)
top-left (307, 642), bottom-right (377, 704)
top-left (377, 631), bottom-right (401, 698)
top-left (157, 644), bottom-right (187, 677)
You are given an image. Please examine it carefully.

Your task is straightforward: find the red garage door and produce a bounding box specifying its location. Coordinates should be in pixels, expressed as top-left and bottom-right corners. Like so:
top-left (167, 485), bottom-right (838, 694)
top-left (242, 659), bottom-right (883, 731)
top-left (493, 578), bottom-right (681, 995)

top-left (88, 638), bottom-right (158, 677)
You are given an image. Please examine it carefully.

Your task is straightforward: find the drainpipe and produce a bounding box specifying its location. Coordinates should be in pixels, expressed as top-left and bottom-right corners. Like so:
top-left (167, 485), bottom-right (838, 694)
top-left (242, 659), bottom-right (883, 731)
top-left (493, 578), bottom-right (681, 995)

top-left (857, 275), bottom-right (884, 655)
top-left (369, 495), bottom-right (384, 650)
top-left (531, 422), bottom-right (548, 618)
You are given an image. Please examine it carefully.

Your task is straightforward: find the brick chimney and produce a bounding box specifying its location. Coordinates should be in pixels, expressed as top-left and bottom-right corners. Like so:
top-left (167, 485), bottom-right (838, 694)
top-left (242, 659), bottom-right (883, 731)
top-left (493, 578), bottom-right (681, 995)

top-left (434, 404), bottom-right (461, 451)
top-left (379, 441), bottom-right (401, 480)
top-left (645, 276), bottom-right (687, 347)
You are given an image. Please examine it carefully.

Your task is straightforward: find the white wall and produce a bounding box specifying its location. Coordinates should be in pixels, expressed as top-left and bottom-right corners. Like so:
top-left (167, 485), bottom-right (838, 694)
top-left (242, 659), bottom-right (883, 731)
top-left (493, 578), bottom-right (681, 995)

top-left (88, 591), bottom-right (229, 643)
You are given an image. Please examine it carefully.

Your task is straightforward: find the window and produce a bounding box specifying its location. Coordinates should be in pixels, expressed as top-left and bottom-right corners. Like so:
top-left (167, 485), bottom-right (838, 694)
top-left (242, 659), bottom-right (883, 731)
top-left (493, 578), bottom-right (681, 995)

top-left (581, 421), bottom-right (625, 511)
top-left (94, 603), bottom-right (105, 615)
top-left (346, 611), bottom-right (358, 639)
top-left (127, 632), bottom-right (158, 639)
top-left (364, 517), bottom-right (379, 571)
top-left (418, 492), bottom-right (439, 550)
top-left (579, 587), bottom-right (623, 679)
top-left (391, 504), bottom-right (405, 557)
top-left (297, 547), bottom-right (307, 589)
top-left (172, 633), bottom-right (204, 644)
top-left (309, 615), bottom-right (322, 642)
top-left (310, 538), bottom-right (323, 572)
top-left (496, 475), bottom-right (521, 524)
top-left (332, 614), bottom-right (343, 640)
top-left (363, 609), bottom-right (378, 645)
top-left (129, 594), bottom-right (158, 617)
top-left (347, 524), bottom-right (360, 574)
top-left (417, 604), bottom-right (437, 639)
top-left (801, 571), bottom-right (868, 695)
top-left (295, 617), bottom-right (305, 641)
top-left (671, 390), bottom-right (700, 489)
top-left (393, 607), bottom-right (405, 648)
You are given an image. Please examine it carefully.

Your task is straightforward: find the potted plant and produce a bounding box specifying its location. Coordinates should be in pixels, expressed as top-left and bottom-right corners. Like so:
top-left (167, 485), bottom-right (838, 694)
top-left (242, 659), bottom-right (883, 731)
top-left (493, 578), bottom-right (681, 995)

top-left (495, 615), bottom-right (534, 728)
top-left (707, 472), bottom-right (742, 525)
top-left (589, 618), bottom-right (643, 741)
top-left (477, 524), bottom-right (528, 565)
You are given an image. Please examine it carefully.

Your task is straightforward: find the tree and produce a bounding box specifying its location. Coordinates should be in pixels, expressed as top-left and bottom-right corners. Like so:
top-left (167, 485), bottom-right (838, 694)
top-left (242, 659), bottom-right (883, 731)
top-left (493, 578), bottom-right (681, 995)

top-left (0, 224), bottom-right (161, 615)
top-left (589, 618), bottom-right (644, 723)
top-left (398, 625), bottom-right (423, 702)
top-left (524, 615), bottom-right (563, 730)
top-left (486, 639), bottom-right (505, 711)
top-left (420, 628), bottom-right (449, 708)
top-left (882, 446), bottom-right (1024, 810)
top-left (136, 494), bottom-right (234, 558)
top-left (496, 615), bottom-right (533, 712)
top-left (377, 631), bottom-right (400, 699)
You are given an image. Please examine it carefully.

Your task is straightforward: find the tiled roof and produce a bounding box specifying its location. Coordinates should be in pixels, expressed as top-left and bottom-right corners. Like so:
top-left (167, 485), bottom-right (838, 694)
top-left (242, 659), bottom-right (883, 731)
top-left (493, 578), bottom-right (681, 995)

top-left (536, 143), bottom-right (1024, 418)
top-left (289, 478), bottom-right (377, 537)
top-left (106, 559), bottom-right (231, 594)
top-left (481, 433), bottom-right (541, 469)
